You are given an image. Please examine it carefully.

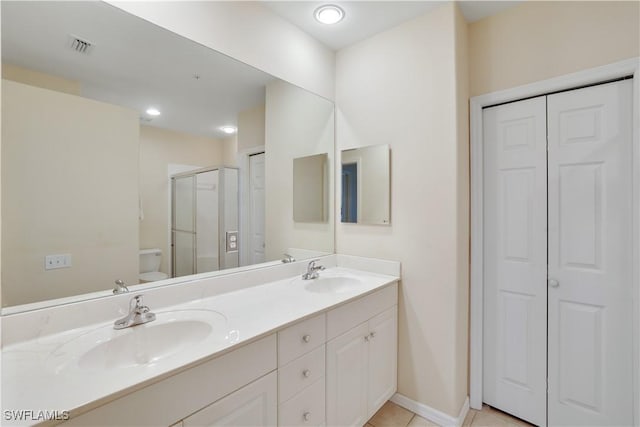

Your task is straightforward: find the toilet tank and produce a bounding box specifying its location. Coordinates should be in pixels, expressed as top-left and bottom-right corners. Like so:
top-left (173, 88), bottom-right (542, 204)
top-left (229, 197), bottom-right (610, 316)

top-left (139, 248), bottom-right (162, 273)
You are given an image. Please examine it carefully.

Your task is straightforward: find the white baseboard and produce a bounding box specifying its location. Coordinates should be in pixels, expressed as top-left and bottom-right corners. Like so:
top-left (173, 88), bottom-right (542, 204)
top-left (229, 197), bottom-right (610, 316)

top-left (391, 393), bottom-right (470, 427)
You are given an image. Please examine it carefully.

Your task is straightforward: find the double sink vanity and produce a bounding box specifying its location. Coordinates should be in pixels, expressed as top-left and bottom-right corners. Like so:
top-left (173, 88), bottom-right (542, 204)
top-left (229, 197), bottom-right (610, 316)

top-left (1, 255), bottom-right (400, 426)
top-left (0, 4), bottom-right (399, 426)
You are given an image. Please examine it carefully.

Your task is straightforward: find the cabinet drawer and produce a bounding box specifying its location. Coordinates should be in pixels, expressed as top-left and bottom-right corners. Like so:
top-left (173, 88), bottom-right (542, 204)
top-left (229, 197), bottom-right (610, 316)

top-left (278, 313), bottom-right (326, 366)
top-left (327, 283), bottom-right (397, 340)
top-left (278, 345), bottom-right (325, 403)
top-left (278, 378), bottom-right (325, 427)
top-left (183, 371), bottom-right (277, 427)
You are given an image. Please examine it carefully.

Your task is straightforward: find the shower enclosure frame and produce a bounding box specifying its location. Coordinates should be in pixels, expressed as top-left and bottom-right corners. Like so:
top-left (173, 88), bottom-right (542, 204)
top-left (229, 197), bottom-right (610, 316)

top-left (170, 166), bottom-right (239, 277)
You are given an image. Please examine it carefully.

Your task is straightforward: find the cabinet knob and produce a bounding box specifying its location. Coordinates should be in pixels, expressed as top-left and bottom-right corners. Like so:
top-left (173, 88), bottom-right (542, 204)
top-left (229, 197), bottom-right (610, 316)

top-left (303, 369), bottom-right (311, 378)
top-left (302, 334), bottom-right (311, 343)
top-left (370, 331), bottom-right (376, 339)
top-left (364, 335), bottom-right (370, 342)
top-left (303, 412), bottom-right (311, 422)
top-left (548, 278), bottom-right (560, 288)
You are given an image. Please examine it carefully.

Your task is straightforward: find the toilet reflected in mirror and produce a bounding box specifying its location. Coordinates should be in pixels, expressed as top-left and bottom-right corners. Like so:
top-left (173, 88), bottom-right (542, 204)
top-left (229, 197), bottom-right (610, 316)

top-left (139, 248), bottom-right (169, 283)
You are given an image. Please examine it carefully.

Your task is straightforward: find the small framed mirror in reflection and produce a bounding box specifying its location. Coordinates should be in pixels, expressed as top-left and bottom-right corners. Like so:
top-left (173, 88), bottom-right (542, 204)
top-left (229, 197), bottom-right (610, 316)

top-left (340, 144), bottom-right (390, 225)
top-left (293, 153), bottom-right (329, 223)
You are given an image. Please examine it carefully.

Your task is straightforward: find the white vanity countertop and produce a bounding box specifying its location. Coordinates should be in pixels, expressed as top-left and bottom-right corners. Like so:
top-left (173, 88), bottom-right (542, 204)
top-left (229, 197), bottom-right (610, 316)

top-left (1, 266), bottom-right (399, 425)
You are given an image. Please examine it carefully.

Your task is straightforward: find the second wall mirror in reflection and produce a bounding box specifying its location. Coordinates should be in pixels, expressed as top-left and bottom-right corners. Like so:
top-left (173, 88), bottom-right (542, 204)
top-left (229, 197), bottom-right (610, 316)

top-left (340, 144), bottom-right (391, 225)
top-left (293, 153), bottom-right (329, 223)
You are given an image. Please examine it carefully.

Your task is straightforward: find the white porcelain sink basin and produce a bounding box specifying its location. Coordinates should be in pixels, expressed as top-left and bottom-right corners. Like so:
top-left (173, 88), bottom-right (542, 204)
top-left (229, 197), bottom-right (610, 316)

top-left (300, 275), bottom-right (366, 294)
top-left (47, 309), bottom-right (233, 373)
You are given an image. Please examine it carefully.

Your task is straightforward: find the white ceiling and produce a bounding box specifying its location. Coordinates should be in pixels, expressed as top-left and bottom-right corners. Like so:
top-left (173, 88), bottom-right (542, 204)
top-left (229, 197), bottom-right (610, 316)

top-left (263, 1), bottom-right (523, 51)
top-left (1, 1), bottom-right (274, 138)
top-left (1, 1), bottom-right (523, 138)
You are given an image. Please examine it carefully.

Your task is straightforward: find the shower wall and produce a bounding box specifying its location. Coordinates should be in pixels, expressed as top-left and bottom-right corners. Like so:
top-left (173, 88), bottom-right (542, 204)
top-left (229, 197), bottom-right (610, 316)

top-left (220, 168), bottom-right (239, 270)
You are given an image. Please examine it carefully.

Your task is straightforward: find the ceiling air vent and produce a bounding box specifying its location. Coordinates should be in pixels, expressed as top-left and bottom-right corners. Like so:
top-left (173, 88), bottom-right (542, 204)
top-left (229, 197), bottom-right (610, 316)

top-left (69, 35), bottom-right (93, 54)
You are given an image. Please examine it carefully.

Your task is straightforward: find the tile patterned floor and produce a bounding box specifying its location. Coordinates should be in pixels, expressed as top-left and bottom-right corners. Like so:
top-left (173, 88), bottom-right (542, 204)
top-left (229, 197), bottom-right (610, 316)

top-left (365, 401), bottom-right (534, 427)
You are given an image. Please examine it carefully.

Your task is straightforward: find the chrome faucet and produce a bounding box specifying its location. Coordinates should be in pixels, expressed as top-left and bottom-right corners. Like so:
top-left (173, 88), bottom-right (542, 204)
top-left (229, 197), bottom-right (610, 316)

top-left (114, 295), bottom-right (156, 330)
top-left (282, 253), bottom-right (296, 263)
top-left (112, 279), bottom-right (129, 294)
top-left (302, 259), bottom-right (325, 280)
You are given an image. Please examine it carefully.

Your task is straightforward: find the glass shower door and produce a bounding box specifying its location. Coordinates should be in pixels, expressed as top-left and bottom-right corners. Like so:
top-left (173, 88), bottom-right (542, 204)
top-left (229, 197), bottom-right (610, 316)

top-left (196, 170), bottom-right (219, 273)
top-left (172, 175), bottom-right (195, 277)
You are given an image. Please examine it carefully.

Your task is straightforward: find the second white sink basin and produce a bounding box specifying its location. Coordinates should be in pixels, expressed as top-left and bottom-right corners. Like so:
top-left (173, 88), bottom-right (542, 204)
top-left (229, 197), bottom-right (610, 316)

top-left (47, 309), bottom-right (234, 373)
top-left (301, 276), bottom-right (366, 294)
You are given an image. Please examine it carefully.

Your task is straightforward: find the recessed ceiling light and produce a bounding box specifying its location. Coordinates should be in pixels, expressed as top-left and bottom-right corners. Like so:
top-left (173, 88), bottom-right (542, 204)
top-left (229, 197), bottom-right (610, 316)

top-left (314, 4), bottom-right (344, 25)
top-left (219, 125), bottom-right (237, 135)
top-left (145, 107), bottom-right (161, 116)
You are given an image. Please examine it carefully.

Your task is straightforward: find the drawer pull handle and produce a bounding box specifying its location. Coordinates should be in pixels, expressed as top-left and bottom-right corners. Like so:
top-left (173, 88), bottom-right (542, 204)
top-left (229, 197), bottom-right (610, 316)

top-left (303, 369), bottom-right (311, 378)
top-left (303, 412), bottom-right (311, 422)
top-left (302, 334), bottom-right (311, 343)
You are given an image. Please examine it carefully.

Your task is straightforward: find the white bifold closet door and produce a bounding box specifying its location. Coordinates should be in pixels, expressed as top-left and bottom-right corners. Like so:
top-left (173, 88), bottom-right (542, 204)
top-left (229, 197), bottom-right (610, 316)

top-left (483, 96), bottom-right (548, 427)
top-left (547, 80), bottom-right (633, 426)
top-left (483, 79), bottom-right (633, 427)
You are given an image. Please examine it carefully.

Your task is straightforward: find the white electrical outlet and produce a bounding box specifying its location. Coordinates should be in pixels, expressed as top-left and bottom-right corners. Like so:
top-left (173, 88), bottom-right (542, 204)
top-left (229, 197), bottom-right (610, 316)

top-left (45, 254), bottom-right (72, 270)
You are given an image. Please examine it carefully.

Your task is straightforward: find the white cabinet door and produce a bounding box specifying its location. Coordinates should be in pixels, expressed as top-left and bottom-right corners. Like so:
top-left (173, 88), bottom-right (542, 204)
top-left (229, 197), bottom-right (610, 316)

top-left (482, 96), bottom-right (548, 426)
top-left (183, 372), bottom-right (277, 427)
top-left (547, 80), bottom-right (633, 426)
top-left (367, 306), bottom-right (398, 416)
top-left (326, 322), bottom-right (369, 427)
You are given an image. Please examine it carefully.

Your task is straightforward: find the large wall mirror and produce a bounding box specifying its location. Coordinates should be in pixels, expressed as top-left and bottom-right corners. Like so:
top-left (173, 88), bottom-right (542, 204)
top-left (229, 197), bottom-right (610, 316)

top-left (1, 1), bottom-right (335, 310)
top-left (341, 144), bottom-right (390, 225)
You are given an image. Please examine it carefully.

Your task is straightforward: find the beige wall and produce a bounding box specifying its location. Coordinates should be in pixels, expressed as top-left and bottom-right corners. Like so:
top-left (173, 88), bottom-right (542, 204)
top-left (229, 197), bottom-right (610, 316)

top-left (1, 80), bottom-right (139, 306)
top-left (335, 3), bottom-right (469, 417)
top-left (1, 7), bottom-right (3, 308)
top-left (2, 63), bottom-right (81, 96)
top-left (139, 125), bottom-right (226, 275)
top-left (469, 1), bottom-right (640, 96)
top-left (222, 135), bottom-right (238, 167)
top-left (238, 104), bottom-right (266, 153)
top-left (454, 4), bottom-right (470, 414)
top-left (265, 79), bottom-right (334, 260)
top-left (107, 1), bottom-right (335, 100)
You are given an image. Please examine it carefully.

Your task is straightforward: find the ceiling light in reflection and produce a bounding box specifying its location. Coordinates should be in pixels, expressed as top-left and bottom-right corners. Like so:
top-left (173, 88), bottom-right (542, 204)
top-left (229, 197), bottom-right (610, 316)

top-left (219, 125), bottom-right (237, 135)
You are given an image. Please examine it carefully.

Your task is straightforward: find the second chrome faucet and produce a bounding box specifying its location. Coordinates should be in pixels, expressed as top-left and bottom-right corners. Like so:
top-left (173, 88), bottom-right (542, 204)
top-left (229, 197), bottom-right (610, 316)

top-left (114, 295), bottom-right (156, 330)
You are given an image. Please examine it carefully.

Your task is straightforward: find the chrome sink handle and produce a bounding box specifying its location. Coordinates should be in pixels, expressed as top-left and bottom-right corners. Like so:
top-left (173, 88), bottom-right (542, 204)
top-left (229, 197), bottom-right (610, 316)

top-left (114, 294), bottom-right (156, 330)
top-left (131, 295), bottom-right (148, 313)
top-left (302, 259), bottom-right (325, 280)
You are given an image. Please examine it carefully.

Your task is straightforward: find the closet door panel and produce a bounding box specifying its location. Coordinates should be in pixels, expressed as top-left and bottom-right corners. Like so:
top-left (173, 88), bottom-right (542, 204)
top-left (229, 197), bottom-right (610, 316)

top-left (482, 96), bottom-right (548, 426)
top-left (547, 79), bottom-right (633, 426)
